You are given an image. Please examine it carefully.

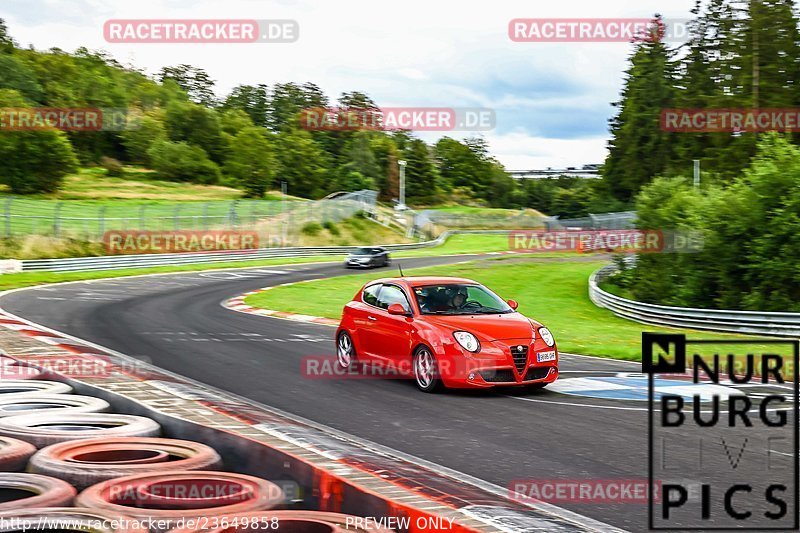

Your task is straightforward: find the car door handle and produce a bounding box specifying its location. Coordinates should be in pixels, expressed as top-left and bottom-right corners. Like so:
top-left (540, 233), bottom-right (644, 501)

top-left (368, 316), bottom-right (377, 321)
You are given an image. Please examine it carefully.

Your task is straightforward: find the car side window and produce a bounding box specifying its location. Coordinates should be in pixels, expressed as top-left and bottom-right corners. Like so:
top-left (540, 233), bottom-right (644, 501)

top-left (362, 284), bottom-right (381, 307)
top-left (377, 284), bottom-right (411, 312)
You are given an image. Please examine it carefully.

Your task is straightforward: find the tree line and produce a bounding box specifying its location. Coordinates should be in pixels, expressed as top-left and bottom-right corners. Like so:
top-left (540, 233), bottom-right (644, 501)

top-left (606, 1), bottom-right (800, 311)
top-left (0, 19), bottom-right (604, 215)
top-left (604, 0), bottom-right (800, 201)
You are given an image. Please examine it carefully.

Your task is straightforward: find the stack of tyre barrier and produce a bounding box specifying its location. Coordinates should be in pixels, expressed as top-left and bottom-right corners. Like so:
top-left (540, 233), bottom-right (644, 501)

top-left (0, 371), bottom-right (395, 532)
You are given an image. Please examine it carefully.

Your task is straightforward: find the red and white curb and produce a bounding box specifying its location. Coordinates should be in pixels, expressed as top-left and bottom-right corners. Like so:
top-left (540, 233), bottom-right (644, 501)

top-left (0, 315), bottom-right (108, 357)
top-left (222, 281), bottom-right (339, 327)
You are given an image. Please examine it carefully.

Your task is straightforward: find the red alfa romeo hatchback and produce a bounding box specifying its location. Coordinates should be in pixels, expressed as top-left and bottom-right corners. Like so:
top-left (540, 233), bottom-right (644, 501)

top-left (336, 276), bottom-right (559, 392)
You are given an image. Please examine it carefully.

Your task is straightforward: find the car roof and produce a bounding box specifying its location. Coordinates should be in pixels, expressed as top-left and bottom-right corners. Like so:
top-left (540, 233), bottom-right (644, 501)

top-left (365, 276), bottom-right (478, 287)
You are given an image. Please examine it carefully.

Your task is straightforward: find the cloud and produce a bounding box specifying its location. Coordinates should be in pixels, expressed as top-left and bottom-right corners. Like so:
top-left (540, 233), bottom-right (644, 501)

top-left (1, 0), bottom-right (696, 167)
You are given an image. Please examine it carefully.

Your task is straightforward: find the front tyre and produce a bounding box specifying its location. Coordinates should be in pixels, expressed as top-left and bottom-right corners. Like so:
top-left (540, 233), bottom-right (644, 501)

top-left (337, 331), bottom-right (356, 369)
top-left (413, 346), bottom-right (442, 393)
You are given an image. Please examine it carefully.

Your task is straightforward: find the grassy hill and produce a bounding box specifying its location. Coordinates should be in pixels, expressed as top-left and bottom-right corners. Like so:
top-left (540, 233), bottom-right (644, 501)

top-left (0, 167), bottom-right (305, 202)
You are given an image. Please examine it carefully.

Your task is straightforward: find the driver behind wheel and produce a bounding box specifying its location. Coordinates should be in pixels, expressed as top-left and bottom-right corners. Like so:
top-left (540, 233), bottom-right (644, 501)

top-left (451, 288), bottom-right (468, 309)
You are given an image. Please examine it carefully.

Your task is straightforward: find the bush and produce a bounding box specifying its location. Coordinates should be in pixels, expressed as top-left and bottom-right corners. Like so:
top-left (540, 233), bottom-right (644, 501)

top-left (224, 127), bottom-right (276, 198)
top-left (121, 114), bottom-right (167, 165)
top-left (301, 222), bottom-right (322, 236)
top-left (323, 220), bottom-right (340, 236)
top-left (100, 156), bottom-right (124, 177)
top-left (146, 141), bottom-right (221, 184)
top-left (343, 217), bottom-right (366, 231)
top-left (629, 134), bottom-right (800, 311)
top-left (0, 129), bottom-right (78, 194)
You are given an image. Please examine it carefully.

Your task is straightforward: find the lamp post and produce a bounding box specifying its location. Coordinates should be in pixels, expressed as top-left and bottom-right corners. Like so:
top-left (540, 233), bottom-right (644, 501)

top-left (398, 159), bottom-right (407, 210)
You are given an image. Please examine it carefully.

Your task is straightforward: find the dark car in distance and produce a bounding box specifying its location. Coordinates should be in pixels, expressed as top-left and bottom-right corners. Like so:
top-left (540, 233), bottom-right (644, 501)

top-left (345, 247), bottom-right (391, 269)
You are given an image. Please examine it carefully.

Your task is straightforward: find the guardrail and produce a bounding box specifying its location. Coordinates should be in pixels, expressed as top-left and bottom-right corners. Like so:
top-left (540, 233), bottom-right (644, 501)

top-left (589, 264), bottom-right (800, 337)
top-left (12, 237), bottom-right (442, 273)
top-left (9, 230), bottom-right (517, 273)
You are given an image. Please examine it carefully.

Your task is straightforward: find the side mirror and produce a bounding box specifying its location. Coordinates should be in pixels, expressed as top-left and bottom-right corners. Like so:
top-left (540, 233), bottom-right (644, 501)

top-left (388, 303), bottom-right (410, 316)
top-left (507, 299), bottom-right (519, 310)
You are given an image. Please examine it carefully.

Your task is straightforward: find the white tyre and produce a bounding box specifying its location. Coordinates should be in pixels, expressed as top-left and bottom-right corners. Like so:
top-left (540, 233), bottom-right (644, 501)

top-left (0, 413), bottom-right (161, 448)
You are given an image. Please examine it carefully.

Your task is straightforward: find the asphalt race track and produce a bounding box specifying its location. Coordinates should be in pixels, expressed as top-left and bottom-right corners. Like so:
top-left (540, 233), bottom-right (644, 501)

top-left (1, 255), bottom-right (795, 532)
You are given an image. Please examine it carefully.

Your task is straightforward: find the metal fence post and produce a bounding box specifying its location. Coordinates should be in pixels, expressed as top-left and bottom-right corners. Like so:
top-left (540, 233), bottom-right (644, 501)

top-left (53, 202), bottom-right (63, 237)
top-left (4, 197), bottom-right (12, 238)
top-left (203, 203), bottom-right (209, 230)
top-left (98, 206), bottom-right (107, 240)
top-left (173, 205), bottom-right (181, 230)
top-left (228, 201), bottom-right (238, 228)
top-left (139, 205), bottom-right (147, 231)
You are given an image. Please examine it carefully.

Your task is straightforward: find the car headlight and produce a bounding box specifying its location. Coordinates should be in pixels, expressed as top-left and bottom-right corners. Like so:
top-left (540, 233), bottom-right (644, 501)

top-left (538, 327), bottom-right (555, 347)
top-left (453, 331), bottom-right (481, 353)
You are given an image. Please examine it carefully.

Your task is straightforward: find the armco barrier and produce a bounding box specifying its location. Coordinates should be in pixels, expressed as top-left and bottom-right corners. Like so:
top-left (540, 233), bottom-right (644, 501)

top-left (16, 238), bottom-right (443, 273)
top-left (12, 230), bottom-right (515, 273)
top-left (590, 264), bottom-right (800, 337)
top-left (0, 308), bottom-right (620, 532)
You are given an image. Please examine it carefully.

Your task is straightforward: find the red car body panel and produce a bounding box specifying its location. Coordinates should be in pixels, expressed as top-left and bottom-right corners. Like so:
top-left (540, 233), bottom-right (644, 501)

top-left (336, 276), bottom-right (559, 389)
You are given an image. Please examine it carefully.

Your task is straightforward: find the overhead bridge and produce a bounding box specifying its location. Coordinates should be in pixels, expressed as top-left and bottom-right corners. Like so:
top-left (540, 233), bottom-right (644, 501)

top-left (508, 169), bottom-right (601, 179)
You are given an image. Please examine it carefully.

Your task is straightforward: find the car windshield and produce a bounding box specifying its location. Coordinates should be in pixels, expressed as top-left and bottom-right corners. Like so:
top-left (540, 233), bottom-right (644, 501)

top-left (351, 248), bottom-right (375, 256)
top-left (412, 284), bottom-right (513, 315)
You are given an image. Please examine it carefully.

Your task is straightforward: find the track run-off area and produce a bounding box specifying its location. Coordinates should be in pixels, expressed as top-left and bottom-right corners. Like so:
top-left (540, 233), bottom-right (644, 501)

top-left (1, 254), bottom-right (792, 532)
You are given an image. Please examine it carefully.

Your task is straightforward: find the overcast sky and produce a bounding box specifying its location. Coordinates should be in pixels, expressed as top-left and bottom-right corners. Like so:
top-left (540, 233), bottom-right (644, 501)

top-left (2, 0), bottom-right (696, 168)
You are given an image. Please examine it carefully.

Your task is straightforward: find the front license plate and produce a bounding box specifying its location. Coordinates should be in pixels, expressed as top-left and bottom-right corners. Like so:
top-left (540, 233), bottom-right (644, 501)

top-left (537, 350), bottom-right (556, 362)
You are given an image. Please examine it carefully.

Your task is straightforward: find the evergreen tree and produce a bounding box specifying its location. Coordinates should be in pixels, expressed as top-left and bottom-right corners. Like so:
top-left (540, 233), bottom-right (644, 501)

top-left (403, 138), bottom-right (440, 204)
top-left (604, 15), bottom-right (676, 201)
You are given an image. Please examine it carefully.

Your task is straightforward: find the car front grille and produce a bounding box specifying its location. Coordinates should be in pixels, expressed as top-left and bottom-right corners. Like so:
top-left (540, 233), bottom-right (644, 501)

top-left (524, 367), bottom-right (551, 381)
top-left (479, 369), bottom-right (516, 383)
top-left (509, 345), bottom-right (529, 373)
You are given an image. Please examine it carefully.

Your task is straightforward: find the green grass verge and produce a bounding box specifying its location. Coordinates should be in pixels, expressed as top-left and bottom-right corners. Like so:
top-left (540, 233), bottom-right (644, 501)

top-left (423, 206), bottom-right (544, 217)
top-left (0, 234), bottom-right (503, 291)
top-left (393, 234), bottom-right (511, 257)
top-left (244, 256), bottom-right (771, 361)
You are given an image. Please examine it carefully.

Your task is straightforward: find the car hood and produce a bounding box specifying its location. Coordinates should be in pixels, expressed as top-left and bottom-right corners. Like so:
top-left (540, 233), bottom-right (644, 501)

top-left (423, 312), bottom-right (539, 341)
